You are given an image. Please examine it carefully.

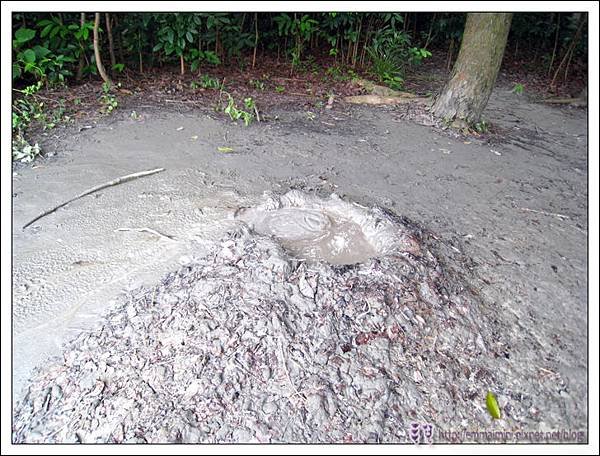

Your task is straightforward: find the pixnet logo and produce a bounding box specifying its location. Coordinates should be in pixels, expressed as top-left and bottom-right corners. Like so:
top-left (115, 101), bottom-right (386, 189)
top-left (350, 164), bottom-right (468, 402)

top-left (408, 422), bottom-right (434, 444)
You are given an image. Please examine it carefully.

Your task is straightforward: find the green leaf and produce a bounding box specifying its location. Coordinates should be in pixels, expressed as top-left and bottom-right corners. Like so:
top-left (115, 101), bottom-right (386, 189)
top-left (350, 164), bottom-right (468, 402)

top-left (12, 63), bottom-right (22, 79)
top-left (153, 42), bottom-right (163, 52)
top-left (15, 28), bottom-right (36, 43)
top-left (59, 55), bottom-right (76, 63)
top-left (24, 62), bottom-right (37, 73)
top-left (22, 49), bottom-right (36, 63)
top-left (40, 23), bottom-right (54, 38)
top-left (32, 45), bottom-right (51, 59)
top-left (486, 391), bottom-right (501, 419)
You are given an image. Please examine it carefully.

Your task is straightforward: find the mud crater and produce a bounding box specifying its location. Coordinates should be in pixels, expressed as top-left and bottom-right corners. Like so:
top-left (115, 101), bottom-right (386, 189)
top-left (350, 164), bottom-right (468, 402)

top-left (235, 190), bottom-right (419, 265)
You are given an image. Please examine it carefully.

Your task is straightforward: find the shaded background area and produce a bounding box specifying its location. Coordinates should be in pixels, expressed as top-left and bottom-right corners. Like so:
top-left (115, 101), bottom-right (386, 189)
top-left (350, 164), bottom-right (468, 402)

top-left (12, 12), bottom-right (588, 164)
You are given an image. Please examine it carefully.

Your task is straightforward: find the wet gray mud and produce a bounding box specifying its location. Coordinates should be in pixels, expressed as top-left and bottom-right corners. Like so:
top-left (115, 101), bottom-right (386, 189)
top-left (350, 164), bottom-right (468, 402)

top-left (235, 191), bottom-right (416, 264)
top-left (12, 86), bottom-right (588, 443)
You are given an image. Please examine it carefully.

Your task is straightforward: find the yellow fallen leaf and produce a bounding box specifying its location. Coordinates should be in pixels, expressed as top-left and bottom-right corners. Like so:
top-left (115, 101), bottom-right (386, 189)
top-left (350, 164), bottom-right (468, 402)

top-left (486, 391), bottom-right (501, 419)
top-left (218, 147), bottom-right (234, 153)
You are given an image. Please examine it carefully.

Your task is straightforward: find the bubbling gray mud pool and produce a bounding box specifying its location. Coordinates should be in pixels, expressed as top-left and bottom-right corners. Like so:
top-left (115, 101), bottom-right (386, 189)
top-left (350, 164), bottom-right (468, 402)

top-left (13, 191), bottom-right (509, 444)
top-left (235, 190), bottom-right (418, 265)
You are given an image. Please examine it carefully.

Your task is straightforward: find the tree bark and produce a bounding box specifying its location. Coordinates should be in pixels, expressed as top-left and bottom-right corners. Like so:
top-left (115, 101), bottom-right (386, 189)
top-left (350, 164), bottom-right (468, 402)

top-left (550, 13), bottom-right (585, 90)
top-left (252, 13), bottom-right (258, 69)
top-left (432, 13), bottom-right (512, 127)
top-left (446, 38), bottom-right (454, 72)
top-left (105, 13), bottom-right (116, 69)
top-left (115, 15), bottom-right (125, 65)
top-left (548, 13), bottom-right (561, 77)
top-left (76, 13), bottom-right (86, 81)
top-left (93, 12), bottom-right (112, 86)
top-left (424, 13), bottom-right (436, 50)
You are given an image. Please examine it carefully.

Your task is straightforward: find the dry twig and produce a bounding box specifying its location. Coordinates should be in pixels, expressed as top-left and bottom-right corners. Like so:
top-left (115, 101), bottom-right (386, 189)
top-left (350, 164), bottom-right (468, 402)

top-left (114, 227), bottom-right (176, 242)
top-left (519, 207), bottom-right (570, 220)
top-left (22, 168), bottom-right (165, 229)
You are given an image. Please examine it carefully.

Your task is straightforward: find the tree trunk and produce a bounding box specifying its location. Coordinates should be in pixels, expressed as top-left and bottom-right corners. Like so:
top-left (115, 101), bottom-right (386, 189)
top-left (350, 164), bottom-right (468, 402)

top-left (432, 13), bottom-right (512, 127)
top-left (115, 15), bottom-right (125, 65)
top-left (105, 13), bottom-right (116, 70)
top-left (550, 13), bottom-right (585, 90)
top-left (76, 13), bottom-right (86, 81)
top-left (446, 38), bottom-right (454, 72)
top-left (548, 13), bottom-right (560, 77)
top-left (252, 13), bottom-right (258, 69)
top-left (138, 32), bottom-right (143, 73)
top-left (198, 33), bottom-right (203, 75)
top-left (424, 13), bottom-right (436, 50)
top-left (93, 12), bottom-right (112, 85)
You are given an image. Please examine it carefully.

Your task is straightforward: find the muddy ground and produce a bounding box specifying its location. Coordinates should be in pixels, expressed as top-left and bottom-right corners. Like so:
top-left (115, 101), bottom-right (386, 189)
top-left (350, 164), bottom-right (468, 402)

top-left (12, 85), bottom-right (588, 441)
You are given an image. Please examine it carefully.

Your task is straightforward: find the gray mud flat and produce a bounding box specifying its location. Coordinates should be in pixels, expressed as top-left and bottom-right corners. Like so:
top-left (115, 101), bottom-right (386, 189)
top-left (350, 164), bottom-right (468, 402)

top-left (12, 87), bottom-right (588, 443)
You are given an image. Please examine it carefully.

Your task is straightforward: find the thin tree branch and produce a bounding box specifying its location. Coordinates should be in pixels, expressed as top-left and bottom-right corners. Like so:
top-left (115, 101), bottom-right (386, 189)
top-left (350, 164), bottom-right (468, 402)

top-left (23, 168), bottom-right (165, 229)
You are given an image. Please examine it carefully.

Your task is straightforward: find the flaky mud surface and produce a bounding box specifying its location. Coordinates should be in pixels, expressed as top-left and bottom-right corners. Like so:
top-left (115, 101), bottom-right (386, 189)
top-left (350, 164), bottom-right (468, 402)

top-left (12, 86), bottom-right (587, 442)
top-left (13, 212), bottom-right (484, 443)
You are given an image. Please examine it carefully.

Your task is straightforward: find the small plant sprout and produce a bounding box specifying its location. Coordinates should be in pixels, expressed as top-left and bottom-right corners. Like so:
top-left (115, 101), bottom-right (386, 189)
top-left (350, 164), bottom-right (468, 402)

top-left (250, 79), bottom-right (265, 91)
top-left (222, 92), bottom-right (256, 126)
top-left (100, 89), bottom-right (118, 114)
top-left (191, 75), bottom-right (221, 90)
top-left (512, 83), bottom-right (524, 94)
top-left (12, 137), bottom-right (41, 163)
top-left (12, 81), bottom-right (66, 162)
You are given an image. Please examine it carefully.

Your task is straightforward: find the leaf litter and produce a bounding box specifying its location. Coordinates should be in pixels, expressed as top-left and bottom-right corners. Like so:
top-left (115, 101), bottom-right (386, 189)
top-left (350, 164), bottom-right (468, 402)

top-left (13, 191), bottom-right (525, 443)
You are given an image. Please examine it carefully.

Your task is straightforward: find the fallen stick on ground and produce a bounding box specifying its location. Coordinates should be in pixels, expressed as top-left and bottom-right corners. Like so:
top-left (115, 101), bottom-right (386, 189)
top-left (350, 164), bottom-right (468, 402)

top-left (542, 97), bottom-right (587, 106)
top-left (114, 227), bottom-right (176, 242)
top-left (164, 99), bottom-right (201, 104)
top-left (344, 94), bottom-right (430, 105)
top-left (22, 168), bottom-right (165, 230)
top-left (519, 207), bottom-right (570, 220)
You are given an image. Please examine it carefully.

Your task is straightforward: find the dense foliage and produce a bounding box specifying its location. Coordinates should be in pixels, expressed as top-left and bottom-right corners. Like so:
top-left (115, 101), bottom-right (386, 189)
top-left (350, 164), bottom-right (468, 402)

top-left (12, 12), bottom-right (587, 87)
top-left (11, 12), bottom-right (588, 162)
